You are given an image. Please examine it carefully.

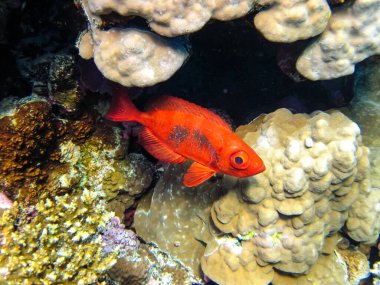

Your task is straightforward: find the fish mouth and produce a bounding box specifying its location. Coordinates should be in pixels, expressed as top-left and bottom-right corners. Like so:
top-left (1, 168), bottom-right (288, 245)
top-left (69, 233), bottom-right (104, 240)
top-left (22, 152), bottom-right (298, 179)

top-left (255, 163), bottom-right (266, 174)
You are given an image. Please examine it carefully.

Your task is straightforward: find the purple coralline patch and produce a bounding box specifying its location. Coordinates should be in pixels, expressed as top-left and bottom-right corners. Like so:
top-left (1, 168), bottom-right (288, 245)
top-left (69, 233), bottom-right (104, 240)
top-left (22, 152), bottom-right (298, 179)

top-left (101, 216), bottom-right (139, 257)
top-left (0, 192), bottom-right (13, 210)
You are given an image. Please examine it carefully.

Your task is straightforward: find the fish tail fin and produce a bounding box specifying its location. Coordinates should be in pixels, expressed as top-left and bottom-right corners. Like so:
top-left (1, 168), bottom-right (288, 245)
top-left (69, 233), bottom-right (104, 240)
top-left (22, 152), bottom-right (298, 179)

top-left (105, 91), bottom-right (142, 123)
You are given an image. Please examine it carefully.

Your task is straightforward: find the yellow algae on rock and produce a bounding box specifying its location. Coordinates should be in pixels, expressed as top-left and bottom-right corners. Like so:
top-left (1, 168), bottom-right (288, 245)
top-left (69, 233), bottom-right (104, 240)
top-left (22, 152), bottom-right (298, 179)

top-left (0, 189), bottom-right (117, 285)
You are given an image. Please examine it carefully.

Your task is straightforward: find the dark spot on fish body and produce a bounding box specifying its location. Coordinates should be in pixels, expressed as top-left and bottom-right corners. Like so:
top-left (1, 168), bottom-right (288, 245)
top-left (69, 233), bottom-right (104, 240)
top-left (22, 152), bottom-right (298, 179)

top-left (168, 125), bottom-right (190, 148)
top-left (193, 129), bottom-right (209, 149)
top-left (192, 129), bottom-right (218, 162)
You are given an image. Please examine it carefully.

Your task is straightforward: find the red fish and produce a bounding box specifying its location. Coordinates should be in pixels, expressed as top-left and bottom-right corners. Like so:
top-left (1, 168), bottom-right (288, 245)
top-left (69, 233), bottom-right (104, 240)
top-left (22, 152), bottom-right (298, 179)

top-left (105, 92), bottom-right (265, 187)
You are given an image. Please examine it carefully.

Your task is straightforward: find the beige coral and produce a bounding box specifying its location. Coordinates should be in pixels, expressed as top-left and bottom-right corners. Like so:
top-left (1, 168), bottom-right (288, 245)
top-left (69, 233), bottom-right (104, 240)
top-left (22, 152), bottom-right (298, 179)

top-left (130, 108), bottom-right (377, 285)
top-left (86, 0), bottom-right (254, 37)
top-left (78, 0), bottom-right (190, 87)
top-left (203, 108), bottom-right (379, 280)
top-left (90, 28), bottom-right (189, 87)
top-left (296, 0), bottom-right (380, 80)
top-left (254, 0), bottom-right (331, 42)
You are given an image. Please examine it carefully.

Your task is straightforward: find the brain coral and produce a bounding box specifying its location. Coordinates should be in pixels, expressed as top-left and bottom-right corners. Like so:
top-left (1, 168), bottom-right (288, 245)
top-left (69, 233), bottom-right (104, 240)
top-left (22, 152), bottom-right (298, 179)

top-left (201, 108), bottom-right (380, 283)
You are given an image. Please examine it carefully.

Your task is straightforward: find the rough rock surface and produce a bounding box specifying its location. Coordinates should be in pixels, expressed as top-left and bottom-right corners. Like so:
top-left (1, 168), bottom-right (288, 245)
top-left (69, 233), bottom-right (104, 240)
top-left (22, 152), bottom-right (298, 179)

top-left (344, 56), bottom-right (380, 188)
top-left (134, 163), bottom-right (223, 278)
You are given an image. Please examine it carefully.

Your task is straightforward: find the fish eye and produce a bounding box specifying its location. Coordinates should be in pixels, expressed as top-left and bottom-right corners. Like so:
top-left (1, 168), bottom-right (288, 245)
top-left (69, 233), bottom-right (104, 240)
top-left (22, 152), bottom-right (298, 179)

top-left (235, 156), bottom-right (243, 165)
top-left (230, 151), bottom-right (249, 170)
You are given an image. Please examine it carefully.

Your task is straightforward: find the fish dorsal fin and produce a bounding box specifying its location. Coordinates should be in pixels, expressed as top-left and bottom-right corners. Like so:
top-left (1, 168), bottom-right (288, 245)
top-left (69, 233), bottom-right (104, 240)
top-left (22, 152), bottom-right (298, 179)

top-left (183, 162), bottom-right (216, 187)
top-left (146, 96), bottom-right (231, 129)
top-left (139, 127), bottom-right (186, 164)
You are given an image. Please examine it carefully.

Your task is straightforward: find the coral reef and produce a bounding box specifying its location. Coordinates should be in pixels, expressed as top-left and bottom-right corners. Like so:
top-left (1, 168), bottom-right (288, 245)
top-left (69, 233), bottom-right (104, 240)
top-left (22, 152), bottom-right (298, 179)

top-left (133, 108), bottom-right (380, 285)
top-left (0, 95), bottom-right (152, 207)
top-left (0, 188), bottom-right (138, 285)
top-left (0, 95), bottom-right (93, 204)
top-left (77, 0), bottom-right (380, 83)
top-left (296, 0), bottom-right (380, 80)
top-left (204, 109), bottom-right (380, 279)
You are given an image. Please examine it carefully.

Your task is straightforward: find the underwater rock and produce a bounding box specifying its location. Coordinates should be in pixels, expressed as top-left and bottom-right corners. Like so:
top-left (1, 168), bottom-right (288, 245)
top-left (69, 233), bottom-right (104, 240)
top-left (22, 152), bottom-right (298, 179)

top-left (0, 188), bottom-right (137, 285)
top-left (335, 247), bottom-right (370, 285)
top-left (109, 242), bottom-right (200, 285)
top-left (48, 54), bottom-right (83, 112)
top-left (134, 163), bottom-right (223, 278)
top-left (17, 52), bottom-right (84, 111)
top-left (345, 56), bottom-right (380, 188)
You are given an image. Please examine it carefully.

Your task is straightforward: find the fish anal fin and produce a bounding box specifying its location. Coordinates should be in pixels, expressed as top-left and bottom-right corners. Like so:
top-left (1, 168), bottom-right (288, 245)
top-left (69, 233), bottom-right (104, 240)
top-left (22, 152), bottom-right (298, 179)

top-left (146, 96), bottom-right (231, 129)
top-left (139, 128), bottom-right (186, 164)
top-left (183, 162), bottom-right (216, 187)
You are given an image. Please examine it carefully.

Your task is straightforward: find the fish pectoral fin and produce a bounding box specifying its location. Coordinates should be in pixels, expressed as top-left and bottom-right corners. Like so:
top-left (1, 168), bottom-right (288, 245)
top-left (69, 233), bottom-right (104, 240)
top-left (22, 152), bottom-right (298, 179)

top-left (139, 128), bottom-right (186, 164)
top-left (183, 162), bottom-right (216, 187)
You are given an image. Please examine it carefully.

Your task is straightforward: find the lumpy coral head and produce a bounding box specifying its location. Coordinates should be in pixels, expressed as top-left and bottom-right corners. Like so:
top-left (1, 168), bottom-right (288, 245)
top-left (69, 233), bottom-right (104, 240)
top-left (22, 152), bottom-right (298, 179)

top-left (105, 92), bottom-right (265, 187)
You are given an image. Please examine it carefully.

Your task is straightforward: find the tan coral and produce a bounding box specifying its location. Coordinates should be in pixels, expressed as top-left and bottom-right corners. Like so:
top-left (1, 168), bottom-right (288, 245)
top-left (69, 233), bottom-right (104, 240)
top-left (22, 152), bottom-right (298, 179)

top-left (296, 0), bottom-right (380, 80)
top-left (130, 108), bottom-right (378, 285)
top-left (203, 108), bottom-right (380, 280)
top-left (201, 237), bottom-right (274, 285)
top-left (253, 0), bottom-right (331, 42)
top-left (89, 28), bottom-right (189, 87)
top-left (271, 253), bottom-right (347, 285)
top-left (86, 0), bottom-right (254, 37)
